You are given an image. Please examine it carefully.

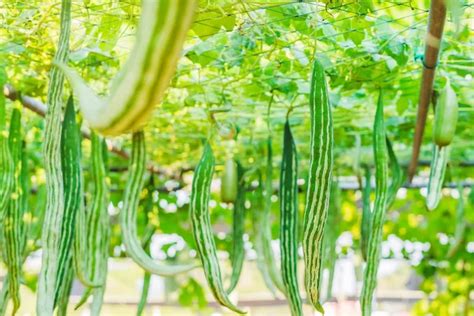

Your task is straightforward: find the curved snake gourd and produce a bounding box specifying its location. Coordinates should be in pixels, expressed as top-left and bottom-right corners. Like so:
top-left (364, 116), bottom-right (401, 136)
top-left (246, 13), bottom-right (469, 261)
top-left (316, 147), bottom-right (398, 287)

top-left (53, 97), bottom-right (84, 312)
top-left (37, 0), bottom-right (71, 314)
top-left (56, 0), bottom-right (197, 136)
top-left (74, 132), bottom-right (110, 315)
top-left (280, 121), bottom-right (303, 316)
top-left (303, 59), bottom-right (334, 313)
top-left (360, 166), bottom-right (372, 262)
top-left (190, 143), bottom-right (245, 314)
top-left (227, 161), bottom-right (246, 294)
top-left (3, 108), bottom-right (23, 315)
top-left (120, 131), bottom-right (196, 275)
top-left (360, 91), bottom-right (390, 316)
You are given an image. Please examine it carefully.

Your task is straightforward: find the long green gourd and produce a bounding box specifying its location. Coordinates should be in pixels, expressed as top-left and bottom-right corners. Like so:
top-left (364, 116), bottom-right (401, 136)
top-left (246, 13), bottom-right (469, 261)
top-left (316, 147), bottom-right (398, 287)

top-left (0, 69), bottom-right (14, 224)
top-left (88, 135), bottom-right (111, 316)
top-left (0, 130), bottom-right (28, 315)
top-left (3, 108), bottom-right (23, 314)
top-left (54, 97), bottom-right (83, 308)
top-left (303, 59), bottom-right (334, 313)
top-left (190, 143), bottom-right (245, 314)
top-left (251, 172), bottom-right (278, 297)
top-left (37, 0), bottom-right (71, 314)
top-left (322, 181), bottom-right (340, 301)
top-left (447, 183), bottom-right (466, 258)
top-left (426, 145), bottom-right (449, 210)
top-left (56, 0), bottom-right (197, 136)
top-left (120, 131), bottom-right (195, 276)
top-left (280, 121), bottom-right (303, 316)
top-left (55, 259), bottom-right (74, 316)
top-left (227, 161), bottom-right (246, 294)
top-left (360, 91), bottom-right (390, 316)
top-left (74, 132), bottom-right (110, 315)
top-left (360, 166), bottom-right (371, 262)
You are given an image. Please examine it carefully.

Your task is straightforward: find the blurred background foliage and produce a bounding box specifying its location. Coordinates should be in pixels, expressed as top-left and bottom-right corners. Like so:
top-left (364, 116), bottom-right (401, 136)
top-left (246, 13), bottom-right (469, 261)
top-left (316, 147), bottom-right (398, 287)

top-left (1, 0), bottom-right (473, 314)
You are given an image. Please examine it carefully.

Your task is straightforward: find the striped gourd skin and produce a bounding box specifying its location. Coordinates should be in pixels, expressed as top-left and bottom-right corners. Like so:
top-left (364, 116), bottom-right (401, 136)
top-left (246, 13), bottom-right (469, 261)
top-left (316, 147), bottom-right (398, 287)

top-left (360, 166), bottom-right (371, 262)
top-left (73, 132), bottom-right (110, 314)
top-left (386, 137), bottom-right (404, 208)
top-left (322, 181), bottom-right (341, 301)
top-left (54, 97), bottom-right (83, 308)
top-left (279, 121), bottom-right (303, 316)
top-left (251, 172), bottom-right (279, 297)
top-left (0, 78), bottom-right (14, 224)
top-left (426, 145), bottom-right (449, 210)
top-left (3, 108), bottom-right (23, 314)
top-left (57, 0), bottom-right (197, 136)
top-left (360, 92), bottom-right (390, 316)
top-left (55, 259), bottom-right (74, 316)
top-left (190, 143), bottom-right (245, 314)
top-left (121, 131), bottom-right (195, 275)
top-left (303, 59), bottom-right (334, 313)
top-left (227, 161), bottom-right (246, 294)
top-left (37, 0), bottom-right (71, 314)
top-left (88, 134), bottom-right (110, 316)
top-left (447, 183), bottom-right (466, 258)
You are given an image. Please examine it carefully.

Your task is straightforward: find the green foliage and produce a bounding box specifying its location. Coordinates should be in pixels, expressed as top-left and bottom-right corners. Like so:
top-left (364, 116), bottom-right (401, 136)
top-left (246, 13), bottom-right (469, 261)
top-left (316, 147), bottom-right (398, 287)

top-left (0, 0), bottom-right (472, 314)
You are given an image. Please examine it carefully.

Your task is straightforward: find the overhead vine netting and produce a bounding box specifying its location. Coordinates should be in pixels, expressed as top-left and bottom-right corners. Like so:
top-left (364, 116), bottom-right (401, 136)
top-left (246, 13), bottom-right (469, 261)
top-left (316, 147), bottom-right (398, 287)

top-left (0, 0), bottom-right (473, 315)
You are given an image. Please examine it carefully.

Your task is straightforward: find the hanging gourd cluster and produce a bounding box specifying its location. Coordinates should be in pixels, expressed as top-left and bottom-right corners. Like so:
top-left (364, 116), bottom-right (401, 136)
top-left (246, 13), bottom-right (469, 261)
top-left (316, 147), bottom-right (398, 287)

top-left (0, 1), bottom-right (460, 316)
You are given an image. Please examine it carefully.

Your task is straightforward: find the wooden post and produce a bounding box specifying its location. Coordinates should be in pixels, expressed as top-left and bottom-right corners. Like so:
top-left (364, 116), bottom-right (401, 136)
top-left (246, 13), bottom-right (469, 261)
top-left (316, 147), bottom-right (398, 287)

top-left (407, 0), bottom-right (447, 182)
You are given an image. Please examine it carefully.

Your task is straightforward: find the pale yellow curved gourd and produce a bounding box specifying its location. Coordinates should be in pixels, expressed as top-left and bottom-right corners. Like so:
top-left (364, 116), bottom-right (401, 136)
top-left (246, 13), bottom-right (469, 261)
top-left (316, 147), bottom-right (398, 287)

top-left (57, 0), bottom-right (197, 136)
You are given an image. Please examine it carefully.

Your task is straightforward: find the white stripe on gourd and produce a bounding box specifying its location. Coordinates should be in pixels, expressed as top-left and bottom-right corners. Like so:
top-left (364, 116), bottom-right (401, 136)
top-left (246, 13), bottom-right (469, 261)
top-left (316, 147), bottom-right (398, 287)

top-left (56, 0), bottom-right (197, 136)
top-left (121, 131), bottom-right (196, 275)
